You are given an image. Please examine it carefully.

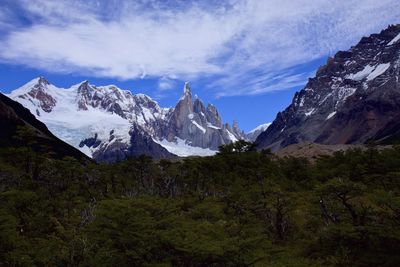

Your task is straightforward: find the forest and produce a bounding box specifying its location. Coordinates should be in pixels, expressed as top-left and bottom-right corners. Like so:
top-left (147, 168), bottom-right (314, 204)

top-left (1, 129), bottom-right (400, 266)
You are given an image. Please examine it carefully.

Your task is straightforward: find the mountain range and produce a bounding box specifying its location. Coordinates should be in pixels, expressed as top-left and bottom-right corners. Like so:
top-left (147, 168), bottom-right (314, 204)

top-left (7, 79), bottom-right (247, 161)
top-left (257, 24), bottom-right (400, 150)
top-left (4, 24), bottom-right (400, 160)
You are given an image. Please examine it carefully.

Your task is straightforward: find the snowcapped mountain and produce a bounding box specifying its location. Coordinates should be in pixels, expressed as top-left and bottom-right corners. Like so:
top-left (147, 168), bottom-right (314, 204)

top-left (8, 78), bottom-right (244, 160)
top-left (246, 123), bottom-right (271, 141)
top-left (257, 24), bottom-right (400, 150)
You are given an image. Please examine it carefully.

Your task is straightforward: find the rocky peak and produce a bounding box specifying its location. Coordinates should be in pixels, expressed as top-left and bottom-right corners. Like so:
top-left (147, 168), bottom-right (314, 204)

top-left (205, 103), bottom-right (222, 127)
top-left (183, 81), bottom-right (191, 94)
top-left (164, 82), bottom-right (245, 149)
top-left (15, 76), bottom-right (57, 113)
top-left (193, 97), bottom-right (205, 114)
top-left (173, 83), bottom-right (194, 128)
top-left (37, 76), bottom-right (50, 86)
top-left (77, 80), bottom-right (90, 93)
top-left (232, 120), bottom-right (243, 136)
top-left (76, 81), bottom-right (93, 110)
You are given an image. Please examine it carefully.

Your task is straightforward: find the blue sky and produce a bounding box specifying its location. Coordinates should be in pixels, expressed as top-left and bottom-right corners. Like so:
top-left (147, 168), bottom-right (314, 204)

top-left (0, 0), bottom-right (399, 132)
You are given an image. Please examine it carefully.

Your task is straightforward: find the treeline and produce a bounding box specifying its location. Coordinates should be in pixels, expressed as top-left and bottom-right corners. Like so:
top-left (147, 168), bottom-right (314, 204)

top-left (1, 137), bottom-right (400, 266)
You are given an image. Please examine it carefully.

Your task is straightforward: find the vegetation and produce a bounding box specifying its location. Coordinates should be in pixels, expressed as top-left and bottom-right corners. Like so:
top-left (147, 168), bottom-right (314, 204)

top-left (1, 133), bottom-right (400, 266)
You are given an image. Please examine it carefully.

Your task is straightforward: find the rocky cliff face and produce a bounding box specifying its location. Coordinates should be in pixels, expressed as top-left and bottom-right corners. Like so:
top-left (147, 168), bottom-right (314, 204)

top-left (8, 79), bottom-right (244, 160)
top-left (257, 24), bottom-right (400, 150)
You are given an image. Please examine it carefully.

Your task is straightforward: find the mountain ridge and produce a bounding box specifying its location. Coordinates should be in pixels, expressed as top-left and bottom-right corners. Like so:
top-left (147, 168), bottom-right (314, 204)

top-left (256, 24), bottom-right (400, 150)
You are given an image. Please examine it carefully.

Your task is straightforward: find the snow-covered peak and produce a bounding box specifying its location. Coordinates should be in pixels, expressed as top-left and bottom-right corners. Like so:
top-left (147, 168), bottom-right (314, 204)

top-left (248, 123), bottom-right (272, 134)
top-left (8, 76), bottom-right (62, 113)
top-left (245, 123), bottom-right (271, 141)
top-left (77, 80), bottom-right (89, 86)
top-left (9, 76), bottom-right (52, 98)
top-left (37, 76), bottom-right (50, 85)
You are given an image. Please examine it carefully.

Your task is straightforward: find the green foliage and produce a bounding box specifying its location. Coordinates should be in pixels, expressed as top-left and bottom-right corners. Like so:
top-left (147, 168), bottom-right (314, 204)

top-left (1, 144), bottom-right (400, 266)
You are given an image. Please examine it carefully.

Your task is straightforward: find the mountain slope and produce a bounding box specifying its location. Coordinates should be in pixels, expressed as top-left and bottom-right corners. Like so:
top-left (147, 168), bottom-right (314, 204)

top-left (0, 93), bottom-right (89, 161)
top-left (257, 24), bottom-right (400, 150)
top-left (8, 78), bottom-right (244, 160)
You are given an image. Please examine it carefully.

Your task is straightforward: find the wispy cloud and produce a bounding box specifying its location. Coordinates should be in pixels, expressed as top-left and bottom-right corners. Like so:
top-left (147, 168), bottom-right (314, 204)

top-left (0, 0), bottom-right (399, 96)
top-left (158, 76), bottom-right (177, 91)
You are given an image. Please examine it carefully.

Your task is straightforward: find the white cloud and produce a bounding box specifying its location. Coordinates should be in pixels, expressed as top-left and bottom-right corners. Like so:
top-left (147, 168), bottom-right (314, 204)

top-left (158, 77), bottom-right (176, 91)
top-left (0, 2), bottom-right (239, 79)
top-left (0, 0), bottom-right (399, 96)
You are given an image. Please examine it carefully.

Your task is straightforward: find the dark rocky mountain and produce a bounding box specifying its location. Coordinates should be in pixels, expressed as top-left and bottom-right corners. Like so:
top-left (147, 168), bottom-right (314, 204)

top-left (0, 93), bottom-right (89, 161)
top-left (80, 124), bottom-right (174, 162)
top-left (8, 79), bottom-right (244, 161)
top-left (257, 24), bottom-right (400, 150)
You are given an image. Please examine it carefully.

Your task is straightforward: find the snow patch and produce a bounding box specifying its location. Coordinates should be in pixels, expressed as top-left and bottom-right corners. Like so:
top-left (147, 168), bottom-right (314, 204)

top-left (154, 138), bottom-right (216, 157)
top-left (305, 108), bottom-right (315, 117)
top-left (326, 111), bottom-right (337, 120)
top-left (207, 122), bottom-right (221, 130)
top-left (226, 130), bottom-right (238, 142)
top-left (346, 63), bottom-right (390, 82)
top-left (388, 33), bottom-right (400, 46)
top-left (192, 120), bottom-right (206, 133)
top-left (319, 93), bottom-right (332, 106)
top-left (366, 63), bottom-right (390, 81)
top-left (346, 65), bottom-right (375, 81)
top-left (299, 96), bottom-right (305, 107)
top-left (79, 145), bottom-right (93, 158)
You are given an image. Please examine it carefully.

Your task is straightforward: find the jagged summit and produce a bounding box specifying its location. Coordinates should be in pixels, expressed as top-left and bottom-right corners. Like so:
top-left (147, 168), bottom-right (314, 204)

top-left (166, 81), bottom-right (243, 150)
top-left (183, 81), bottom-right (191, 94)
top-left (37, 76), bottom-right (50, 85)
top-left (256, 24), bottom-right (400, 150)
top-left (8, 78), bottom-right (245, 160)
top-left (179, 82), bottom-right (193, 103)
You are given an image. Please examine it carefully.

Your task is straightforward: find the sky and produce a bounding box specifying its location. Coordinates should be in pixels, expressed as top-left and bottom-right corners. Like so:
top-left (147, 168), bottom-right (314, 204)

top-left (0, 0), bottom-right (399, 132)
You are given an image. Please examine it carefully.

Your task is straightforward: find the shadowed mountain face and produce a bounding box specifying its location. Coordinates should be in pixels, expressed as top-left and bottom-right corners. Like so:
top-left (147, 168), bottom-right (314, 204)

top-left (0, 93), bottom-right (89, 161)
top-left (257, 24), bottom-right (400, 150)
